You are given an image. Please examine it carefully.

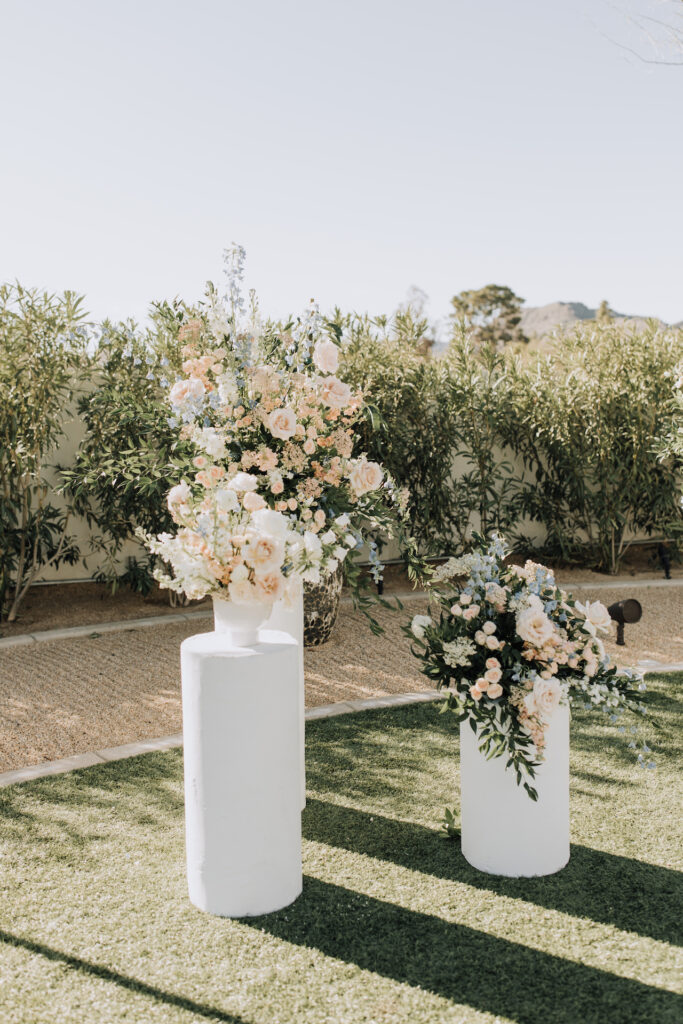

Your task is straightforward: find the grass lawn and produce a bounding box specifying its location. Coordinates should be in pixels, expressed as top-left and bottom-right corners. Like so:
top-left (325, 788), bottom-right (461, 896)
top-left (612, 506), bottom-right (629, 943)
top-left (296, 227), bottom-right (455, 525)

top-left (0, 673), bottom-right (681, 1024)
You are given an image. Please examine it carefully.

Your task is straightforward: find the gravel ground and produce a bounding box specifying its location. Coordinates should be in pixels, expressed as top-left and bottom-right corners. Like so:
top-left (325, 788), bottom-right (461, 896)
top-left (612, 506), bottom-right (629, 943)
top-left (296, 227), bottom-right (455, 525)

top-left (1, 560), bottom-right (680, 639)
top-left (0, 602), bottom-right (429, 773)
top-left (1, 583), bottom-right (680, 774)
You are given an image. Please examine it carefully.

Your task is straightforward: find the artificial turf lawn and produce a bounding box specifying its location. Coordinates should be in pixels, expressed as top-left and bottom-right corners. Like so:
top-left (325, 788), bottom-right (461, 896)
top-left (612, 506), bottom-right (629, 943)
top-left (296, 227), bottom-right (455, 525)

top-left (0, 675), bottom-right (681, 1024)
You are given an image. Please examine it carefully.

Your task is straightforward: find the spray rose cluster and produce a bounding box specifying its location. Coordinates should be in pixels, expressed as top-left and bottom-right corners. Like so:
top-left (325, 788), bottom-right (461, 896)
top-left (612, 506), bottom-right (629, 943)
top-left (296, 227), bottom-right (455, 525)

top-left (142, 247), bottom-right (408, 605)
top-left (406, 535), bottom-right (653, 799)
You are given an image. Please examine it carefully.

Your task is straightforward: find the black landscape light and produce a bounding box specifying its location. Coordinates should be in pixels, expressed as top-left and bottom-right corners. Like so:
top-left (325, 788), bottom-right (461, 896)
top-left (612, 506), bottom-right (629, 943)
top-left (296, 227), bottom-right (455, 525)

top-left (607, 599), bottom-right (642, 646)
top-left (657, 543), bottom-right (672, 580)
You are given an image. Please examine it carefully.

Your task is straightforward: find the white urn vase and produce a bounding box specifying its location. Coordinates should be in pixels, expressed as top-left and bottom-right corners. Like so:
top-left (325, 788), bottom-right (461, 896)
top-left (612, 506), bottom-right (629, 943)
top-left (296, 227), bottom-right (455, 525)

top-left (180, 597), bottom-right (302, 917)
top-left (459, 705), bottom-right (570, 877)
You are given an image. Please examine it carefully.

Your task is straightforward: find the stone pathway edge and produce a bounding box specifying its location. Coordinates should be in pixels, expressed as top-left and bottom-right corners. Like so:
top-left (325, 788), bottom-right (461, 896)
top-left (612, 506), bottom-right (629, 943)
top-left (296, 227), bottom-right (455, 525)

top-left (0, 690), bottom-right (442, 789)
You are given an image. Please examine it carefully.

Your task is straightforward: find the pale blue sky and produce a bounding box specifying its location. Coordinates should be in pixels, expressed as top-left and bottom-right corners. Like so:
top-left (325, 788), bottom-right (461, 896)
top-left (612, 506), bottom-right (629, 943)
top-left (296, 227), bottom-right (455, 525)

top-left (2, 0), bottom-right (682, 325)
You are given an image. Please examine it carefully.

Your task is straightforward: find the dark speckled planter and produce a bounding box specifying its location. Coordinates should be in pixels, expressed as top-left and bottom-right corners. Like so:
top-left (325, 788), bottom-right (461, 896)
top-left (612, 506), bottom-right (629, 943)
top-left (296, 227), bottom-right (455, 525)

top-left (303, 564), bottom-right (344, 647)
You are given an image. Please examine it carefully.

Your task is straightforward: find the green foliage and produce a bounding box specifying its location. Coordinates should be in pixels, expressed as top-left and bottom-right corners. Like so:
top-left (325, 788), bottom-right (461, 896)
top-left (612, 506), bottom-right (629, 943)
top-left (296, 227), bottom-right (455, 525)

top-left (0, 284), bottom-right (86, 621)
top-left (506, 322), bottom-right (683, 573)
top-left (450, 283), bottom-right (527, 349)
top-left (440, 806), bottom-right (460, 838)
top-left (61, 302), bottom-right (195, 596)
top-left (340, 318), bottom-right (520, 557)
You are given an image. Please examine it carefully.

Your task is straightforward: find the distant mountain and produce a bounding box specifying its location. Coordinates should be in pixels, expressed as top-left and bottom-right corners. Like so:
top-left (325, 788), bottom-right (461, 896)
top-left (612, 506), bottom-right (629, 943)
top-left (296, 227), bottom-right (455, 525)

top-left (519, 301), bottom-right (667, 340)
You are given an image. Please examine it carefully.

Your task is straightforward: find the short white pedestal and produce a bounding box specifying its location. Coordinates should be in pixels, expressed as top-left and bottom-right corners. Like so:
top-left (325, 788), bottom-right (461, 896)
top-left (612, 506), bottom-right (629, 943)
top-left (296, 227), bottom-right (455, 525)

top-left (459, 705), bottom-right (570, 877)
top-left (181, 628), bottom-right (302, 916)
top-left (264, 589), bottom-right (306, 809)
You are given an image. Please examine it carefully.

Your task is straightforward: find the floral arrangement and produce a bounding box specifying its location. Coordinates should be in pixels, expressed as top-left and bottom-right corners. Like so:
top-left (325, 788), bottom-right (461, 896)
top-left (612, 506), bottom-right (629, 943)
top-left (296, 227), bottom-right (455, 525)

top-left (142, 246), bottom-right (411, 610)
top-left (407, 536), bottom-right (654, 798)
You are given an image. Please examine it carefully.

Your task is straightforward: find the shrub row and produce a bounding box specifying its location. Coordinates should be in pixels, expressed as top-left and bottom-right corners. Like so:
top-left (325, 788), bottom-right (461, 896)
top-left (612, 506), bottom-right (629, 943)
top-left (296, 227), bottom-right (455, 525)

top-left (1, 283), bottom-right (681, 621)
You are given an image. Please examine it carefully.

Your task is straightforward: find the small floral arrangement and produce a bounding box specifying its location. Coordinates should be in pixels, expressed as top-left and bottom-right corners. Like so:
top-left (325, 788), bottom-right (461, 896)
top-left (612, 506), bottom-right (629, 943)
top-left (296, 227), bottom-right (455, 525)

top-left (407, 536), bottom-right (653, 798)
top-left (142, 247), bottom-right (411, 610)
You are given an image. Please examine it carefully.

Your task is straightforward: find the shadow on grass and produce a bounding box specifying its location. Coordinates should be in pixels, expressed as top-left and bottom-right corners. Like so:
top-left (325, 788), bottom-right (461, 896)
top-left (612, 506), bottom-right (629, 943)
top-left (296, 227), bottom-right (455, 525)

top-left (302, 798), bottom-right (682, 947)
top-left (0, 751), bottom-right (185, 857)
top-left (0, 928), bottom-right (246, 1023)
top-left (248, 875), bottom-right (681, 1024)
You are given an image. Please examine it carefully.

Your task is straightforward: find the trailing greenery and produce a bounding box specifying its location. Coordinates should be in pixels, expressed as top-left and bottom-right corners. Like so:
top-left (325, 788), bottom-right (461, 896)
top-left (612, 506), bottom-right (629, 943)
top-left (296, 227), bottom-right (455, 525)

top-left (61, 302), bottom-right (196, 597)
top-left (0, 685), bottom-right (678, 1023)
top-left (0, 285), bottom-right (86, 621)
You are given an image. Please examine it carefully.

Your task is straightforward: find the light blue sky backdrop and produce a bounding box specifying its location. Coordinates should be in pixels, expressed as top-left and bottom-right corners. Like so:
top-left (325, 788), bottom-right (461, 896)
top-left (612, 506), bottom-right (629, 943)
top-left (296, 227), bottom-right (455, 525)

top-left (2, 0), bottom-right (682, 324)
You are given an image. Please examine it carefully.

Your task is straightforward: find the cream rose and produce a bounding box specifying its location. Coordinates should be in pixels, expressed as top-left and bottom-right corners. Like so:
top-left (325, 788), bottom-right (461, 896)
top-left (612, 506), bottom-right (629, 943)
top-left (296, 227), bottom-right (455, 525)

top-left (487, 682), bottom-right (504, 699)
top-left (228, 580), bottom-right (257, 604)
top-left (484, 667), bottom-right (502, 684)
top-left (243, 491), bottom-right (266, 512)
top-left (312, 339), bottom-right (339, 375)
top-left (320, 376), bottom-right (351, 409)
top-left (268, 407), bottom-right (298, 441)
top-left (516, 603), bottom-right (556, 648)
top-left (253, 572), bottom-right (285, 603)
top-left (243, 534), bottom-right (285, 575)
top-left (482, 621), bottom-right (496, 635)
top-left (169, 377), bottom-right (204, 407)
top-left (526, 676), bottom-right (562, 722)
top-left (349, 460), bottom-right (384, 496)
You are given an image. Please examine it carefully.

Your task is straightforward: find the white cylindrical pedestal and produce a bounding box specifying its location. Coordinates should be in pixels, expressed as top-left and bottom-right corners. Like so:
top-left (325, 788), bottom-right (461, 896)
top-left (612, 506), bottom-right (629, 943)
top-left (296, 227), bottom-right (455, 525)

top-left (459, 705), bottom-right (570, 877)
top-left (264, 588), bottom-right (306, 809)
top-left (181, 627), bottom-right (302, 916)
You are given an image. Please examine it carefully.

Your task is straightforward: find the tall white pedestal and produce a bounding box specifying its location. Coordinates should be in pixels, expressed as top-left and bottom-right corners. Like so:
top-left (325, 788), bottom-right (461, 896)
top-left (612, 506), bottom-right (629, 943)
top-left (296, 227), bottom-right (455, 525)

top-left (459, 705), bottom-right (570, 877)
top-left (181, 628), bottom-right (302, 916)
top-left (264, 589), bottom-right (306, 808)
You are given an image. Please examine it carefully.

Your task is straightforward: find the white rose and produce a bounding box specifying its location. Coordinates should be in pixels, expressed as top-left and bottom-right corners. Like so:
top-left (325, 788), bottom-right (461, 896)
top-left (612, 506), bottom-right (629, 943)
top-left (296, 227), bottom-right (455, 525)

top-left (411, 614), bottom-right (432, 640)
top-left (304, 531), bottom-right (323, 559)
top-left (227, 472), bottom-right (259, 492)
top-left (215, 487), bottom-right (239, 511)
top-left (474, 630), bottom-right (487, 645)
top-left (349, 460), bottom-right (384, 496)
top-left (482, 621), bottom-right (496, 635)
top-left (576, 600), bottom-right (612, 636)
top-left (197, 427), bottom-right (227, 459)
top-left (268, 407), bottom-right (298, 441)
top-left (312, 339), bottom-right (339, 375)
top-left (251, 508), bottom-right (289, 536)
top-left (231, 563), bottom-right (249, 583)
top-left (167, 481), bottom-right (191, 508)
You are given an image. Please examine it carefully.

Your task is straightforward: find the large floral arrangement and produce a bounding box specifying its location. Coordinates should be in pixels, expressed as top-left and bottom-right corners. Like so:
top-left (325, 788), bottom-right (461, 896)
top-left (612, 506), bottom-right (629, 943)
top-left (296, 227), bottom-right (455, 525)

top-left (142, 247), bottom-right (411, 610)
top-left (407, 536), bottom-right (654, 799)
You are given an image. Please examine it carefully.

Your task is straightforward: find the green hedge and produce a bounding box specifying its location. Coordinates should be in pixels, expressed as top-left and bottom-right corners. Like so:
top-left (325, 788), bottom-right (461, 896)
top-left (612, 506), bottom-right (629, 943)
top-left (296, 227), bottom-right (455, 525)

top-left (1, 288), bottom-right (682, 620)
